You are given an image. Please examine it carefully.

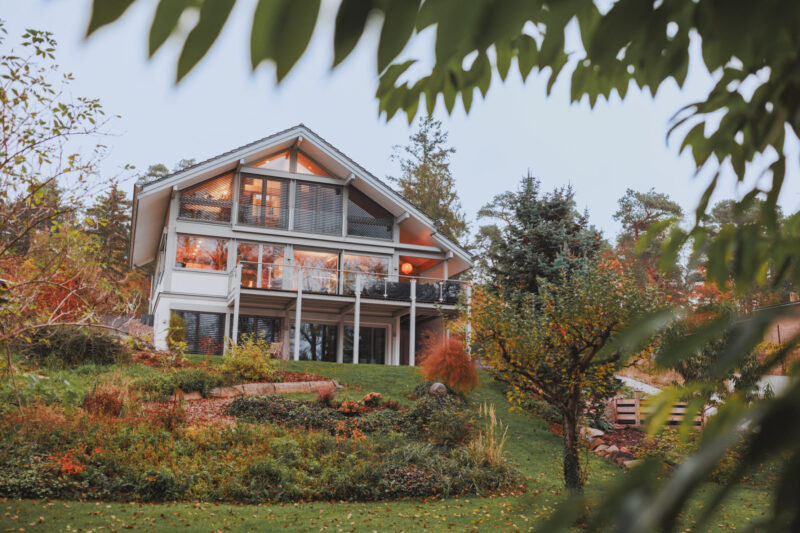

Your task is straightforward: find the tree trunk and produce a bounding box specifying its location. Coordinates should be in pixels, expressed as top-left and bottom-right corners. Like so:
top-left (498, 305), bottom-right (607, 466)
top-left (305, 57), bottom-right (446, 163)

top-left (562, 410), bottom-right (583, 495)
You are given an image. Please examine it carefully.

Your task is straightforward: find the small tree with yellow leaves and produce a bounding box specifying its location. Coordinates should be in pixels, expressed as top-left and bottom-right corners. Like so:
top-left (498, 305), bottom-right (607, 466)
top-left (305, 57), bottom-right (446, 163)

top-left (470, 259), bottom-right (656, 494)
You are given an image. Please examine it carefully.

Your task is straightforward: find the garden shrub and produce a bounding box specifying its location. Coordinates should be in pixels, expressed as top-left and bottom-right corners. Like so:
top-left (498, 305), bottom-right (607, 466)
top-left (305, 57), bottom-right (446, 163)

top-left (419, 337), bottom-right (479, 395)
top-left (166, 313), bottom-right (185, 349)
top-left (23, 326), bottom-right (130, 367)
top-left (411, 380), bottom-right (434, 399)
top-left (223, 334), bottom-right (278, 382)
top-left (338, 400), bottom-right (361, 416)
top-left (82, 383), bottom-right (125, 418)
top-left (316, 388), bottom-right (335, 407)
top-left (381, 464), bottom-right (441, 498)
top-left (362, 392), bottom-right (382, 407)
top-left (135, 368), bottom-right (224, 400)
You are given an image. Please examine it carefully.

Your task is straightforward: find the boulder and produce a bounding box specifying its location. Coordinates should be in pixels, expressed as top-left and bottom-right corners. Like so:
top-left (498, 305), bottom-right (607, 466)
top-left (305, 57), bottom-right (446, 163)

top-left (594, 445), bottom-right (609, 454)
top-left (606, 445), bottom-right (620, 453)
top-left (623, 460), bottom-right (643, 469)
top-left (590, 438), bottom-right (605, 450)
top-left (587, 427), bottom-right (605, 438)
top-left (429, 382), bottom-right (448, 397)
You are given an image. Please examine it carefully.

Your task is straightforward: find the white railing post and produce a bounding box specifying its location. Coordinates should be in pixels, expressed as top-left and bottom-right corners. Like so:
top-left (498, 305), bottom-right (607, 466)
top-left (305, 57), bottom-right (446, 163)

top-left (353, 274), bottom-right (362, 364)
top-left (409, 278), bottom-right (416, 366)
top-left (293, 268), bottom-right (303, 361)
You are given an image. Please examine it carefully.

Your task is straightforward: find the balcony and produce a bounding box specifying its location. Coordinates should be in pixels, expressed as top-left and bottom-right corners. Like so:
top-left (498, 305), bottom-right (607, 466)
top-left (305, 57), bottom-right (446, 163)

top-left (227, 262), bottom-right (465, 305)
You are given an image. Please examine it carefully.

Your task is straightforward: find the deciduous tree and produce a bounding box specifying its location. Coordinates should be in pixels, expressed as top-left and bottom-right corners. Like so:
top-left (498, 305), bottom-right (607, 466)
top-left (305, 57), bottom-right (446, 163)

top-left (471, 260), bottom-right (655, 493)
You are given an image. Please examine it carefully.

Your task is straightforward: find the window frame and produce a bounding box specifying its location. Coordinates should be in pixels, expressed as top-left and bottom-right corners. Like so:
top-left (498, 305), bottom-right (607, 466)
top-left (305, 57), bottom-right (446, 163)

top-left (178, 173), bottom-right (234, 223)
top-left (174, 234), bottom-right (229, 272)
top-left (238, 173), bottom-right (290, 229)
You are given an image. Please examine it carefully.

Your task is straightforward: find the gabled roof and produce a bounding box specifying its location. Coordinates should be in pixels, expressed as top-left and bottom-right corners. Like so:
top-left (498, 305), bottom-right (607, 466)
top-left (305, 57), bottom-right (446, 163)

top-left (131, 124), bottom-right (472, 270)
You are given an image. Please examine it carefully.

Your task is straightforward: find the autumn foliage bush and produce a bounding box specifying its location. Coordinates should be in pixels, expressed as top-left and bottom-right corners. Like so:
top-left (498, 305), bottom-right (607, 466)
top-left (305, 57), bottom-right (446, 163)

top-left (82, 384), bottom-right (125, 418)
top-left (419, 337), bottom-right (478, 395)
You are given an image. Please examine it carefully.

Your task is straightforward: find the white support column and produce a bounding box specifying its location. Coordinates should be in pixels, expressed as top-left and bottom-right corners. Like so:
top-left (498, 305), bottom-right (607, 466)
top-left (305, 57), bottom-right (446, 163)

top-left (409, 278), bottom-right (417, 366)
top-left (231, 287), bottom-right (240, 349)
top-left (465, 283), bottom-right (472, 354)
top-left (393, 315), bottom-right (401, 366)
top-left (336, 320), bottom-right (345, 363)
top-left (293, 269), bottom-right (303, 361)
top-left (353, 275), bottom-right (362, 364)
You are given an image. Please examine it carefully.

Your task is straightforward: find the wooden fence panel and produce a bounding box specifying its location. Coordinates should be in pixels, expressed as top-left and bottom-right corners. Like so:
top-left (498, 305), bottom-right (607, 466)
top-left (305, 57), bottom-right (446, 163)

top-left (611, 392), bottom-right (704, 427)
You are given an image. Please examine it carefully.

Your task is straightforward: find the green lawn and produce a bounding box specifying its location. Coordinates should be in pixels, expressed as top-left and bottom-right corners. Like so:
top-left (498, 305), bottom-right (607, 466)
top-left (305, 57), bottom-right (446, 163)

top-left (0, 362), bottom-right (772, 532)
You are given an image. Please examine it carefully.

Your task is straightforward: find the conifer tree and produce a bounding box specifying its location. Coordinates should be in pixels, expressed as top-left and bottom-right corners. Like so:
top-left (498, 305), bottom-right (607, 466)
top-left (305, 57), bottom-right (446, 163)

top-left (390, 117), bottom-right (468, 244)
top-left (84, 184), bottom-right (132, 278)
top-left (476, 173), bottom-right (603, 296)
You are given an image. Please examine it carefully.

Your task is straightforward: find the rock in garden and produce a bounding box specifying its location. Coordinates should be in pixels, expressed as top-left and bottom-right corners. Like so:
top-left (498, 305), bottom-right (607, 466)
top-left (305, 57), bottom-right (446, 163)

top-left (606, 445), bottom-right (620, 453)
top-left (623, 460), bottom-right (643, 468)
top-left (590, 438), bottom-right (605, 450)
top-left (594, 445), bottom-right (609, 454)
top-left (429, 382), bottom-right (448, 397)
top-left (587, 427), bottom-right (605, 438)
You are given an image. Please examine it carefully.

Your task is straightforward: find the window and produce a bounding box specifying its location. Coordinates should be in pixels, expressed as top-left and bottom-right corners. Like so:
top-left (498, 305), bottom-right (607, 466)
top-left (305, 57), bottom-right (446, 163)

top-left (296, 151), bottom-right (330, 176)
top-left (344, 326), bottom-right (386, 364)
top-left (252, 150), bottom-right (291, 171)
top-left (342, 254), bottom-right (390, 296)
top-left (347, 187), bottom-right (393, 239)
top-left (239, 176), bottom-right (289, 229)
top-left (173, 310), bottom-right (225, 355)
top-left (294, 182), bottom-right (342, 235)
top-left (238, 315), bottom-right (281, 343)
top-left (179, 174), bottom-right (233, 222)
top-left (237, 242), bottom-right (285, 289)
top-left (175, 235), bottom-right (228, 271)
top-left (290, 323), bottom-right (338, 362)
top-left (294, 249), bottom-right (338, 294)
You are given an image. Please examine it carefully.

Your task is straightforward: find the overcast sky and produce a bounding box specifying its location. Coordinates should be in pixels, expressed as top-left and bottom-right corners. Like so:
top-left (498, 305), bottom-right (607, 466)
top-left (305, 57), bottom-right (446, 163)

top-left (4, 1), bottom-right (799, 241)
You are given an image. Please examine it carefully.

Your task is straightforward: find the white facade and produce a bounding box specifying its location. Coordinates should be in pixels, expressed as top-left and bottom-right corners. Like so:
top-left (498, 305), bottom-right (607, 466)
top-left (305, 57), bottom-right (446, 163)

top-left (132, 125), bottom-right (472, 365)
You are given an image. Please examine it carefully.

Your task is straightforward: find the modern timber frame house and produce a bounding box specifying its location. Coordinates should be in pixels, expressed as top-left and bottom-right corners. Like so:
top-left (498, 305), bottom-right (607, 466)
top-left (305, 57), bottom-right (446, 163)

top-left (129, 124), bottom-right (473, 365)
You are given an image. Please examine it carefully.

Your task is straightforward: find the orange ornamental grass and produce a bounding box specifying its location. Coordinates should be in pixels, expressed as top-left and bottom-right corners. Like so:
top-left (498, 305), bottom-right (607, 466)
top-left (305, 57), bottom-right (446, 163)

top-left (419, 335), bottom-right (479, 395)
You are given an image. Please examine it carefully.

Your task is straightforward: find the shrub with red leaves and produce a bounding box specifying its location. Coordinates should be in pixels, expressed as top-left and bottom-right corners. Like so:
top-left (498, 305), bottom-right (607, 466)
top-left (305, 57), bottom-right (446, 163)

top-left (419, 337), bottom-right (479, 395)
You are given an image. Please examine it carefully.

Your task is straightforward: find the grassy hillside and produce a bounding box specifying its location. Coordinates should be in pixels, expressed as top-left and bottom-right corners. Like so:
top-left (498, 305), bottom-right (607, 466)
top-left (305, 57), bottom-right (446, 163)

top-left (0, 361), bottom-right (771, 532)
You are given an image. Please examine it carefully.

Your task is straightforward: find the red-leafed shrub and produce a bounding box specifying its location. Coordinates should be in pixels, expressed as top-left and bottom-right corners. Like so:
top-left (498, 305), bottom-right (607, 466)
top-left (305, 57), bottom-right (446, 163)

top-left (419, 337), bottom-right (479, 395)
top-left (362, 392), bottom-right (382, 407)
top-left (338, 400), bottom-right (361, 416)
top-left (316, 388), bottom-right (336, 407)
top-left (82, 384), bottom-right (125, 418)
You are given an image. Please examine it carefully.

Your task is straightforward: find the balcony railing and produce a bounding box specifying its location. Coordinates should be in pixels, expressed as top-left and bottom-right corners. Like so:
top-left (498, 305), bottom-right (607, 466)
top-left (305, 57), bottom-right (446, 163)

top-left (229, 262), bottom-right (465, 304)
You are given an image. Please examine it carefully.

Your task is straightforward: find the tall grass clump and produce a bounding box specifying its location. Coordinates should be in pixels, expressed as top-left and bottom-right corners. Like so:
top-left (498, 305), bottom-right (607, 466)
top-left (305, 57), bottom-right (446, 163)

top-left (467, 402), bottom-right (508, 468)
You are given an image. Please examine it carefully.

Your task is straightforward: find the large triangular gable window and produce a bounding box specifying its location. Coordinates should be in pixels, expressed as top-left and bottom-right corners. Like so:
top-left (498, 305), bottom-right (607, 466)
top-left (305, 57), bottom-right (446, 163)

top-left (296, 151), bottom-right (330, 176)
top-left (252, 151), bottom-right (291, 171)
top-left (252, 150), bottom-right (330, 177)
top-left (179, 174), bottom-right (233, 222)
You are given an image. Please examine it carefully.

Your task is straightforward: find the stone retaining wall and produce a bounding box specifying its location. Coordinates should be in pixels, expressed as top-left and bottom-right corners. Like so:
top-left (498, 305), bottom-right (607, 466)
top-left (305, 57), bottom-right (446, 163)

top-left (176, 380), bottom-right (336, 401)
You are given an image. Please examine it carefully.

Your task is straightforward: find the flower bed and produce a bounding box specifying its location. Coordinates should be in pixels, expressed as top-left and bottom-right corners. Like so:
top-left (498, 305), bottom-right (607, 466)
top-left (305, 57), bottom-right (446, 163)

top-left (0, 391), bottom-right (518, 504)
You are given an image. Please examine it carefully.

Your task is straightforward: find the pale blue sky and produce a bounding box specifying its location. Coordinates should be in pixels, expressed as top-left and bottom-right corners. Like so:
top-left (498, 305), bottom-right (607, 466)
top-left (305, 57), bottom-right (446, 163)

top-left (4, 1), bottom-right (799, 240)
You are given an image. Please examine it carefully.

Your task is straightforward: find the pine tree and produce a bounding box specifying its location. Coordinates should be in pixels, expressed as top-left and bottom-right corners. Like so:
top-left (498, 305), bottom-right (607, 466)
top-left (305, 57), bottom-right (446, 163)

top-left (390, 117), bottom-right (468, 244)
top-left (612, 188), bottom-right (684, 297)
top-left (85, 184), bottom-right (132, 278)
top-left (476, 173), bottom-right (603, 295)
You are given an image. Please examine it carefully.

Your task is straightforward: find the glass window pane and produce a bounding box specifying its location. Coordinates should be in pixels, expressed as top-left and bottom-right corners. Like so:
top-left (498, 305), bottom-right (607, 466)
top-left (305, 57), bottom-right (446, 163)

top-left (344, 326), bottom-right (386, 365)
top-left (296, 152), bottom-right (330, 176)
top-left (179, 174), bottom-right (233, 222)
top-left (342, 254), bottom-right (389, 295)
top-left (347, 187), bottom-right (393, 239)
top-left (260, 245), bottom-right (284, 289)
top-left (237, 243), bottom-right (259, 288)
top-left (294, 182), bottom-right (342, 235)
top-left (174, 311), bottom-right (225, 355)
top-left (294, 249), bottom-right (339, 294)
top-left (239, 176), bottom-right (288, 229)
top-left (238, 316), bottom-right (281, 344)
top-left (291, 323), bottom-right (337, 362)
top-left (176, 235), bottom-right (228, 271)
top-left (253, 151), bottom-right (291, 171)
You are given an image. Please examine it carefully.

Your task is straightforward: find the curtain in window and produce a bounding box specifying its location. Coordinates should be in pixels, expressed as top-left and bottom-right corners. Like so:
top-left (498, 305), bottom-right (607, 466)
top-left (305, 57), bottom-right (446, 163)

top-left (179, 174), bottom-right (233, 222)
top-left (294, 182), bottom-right (342, 235)
top-left (239, 176), bottom-right (289, 229)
